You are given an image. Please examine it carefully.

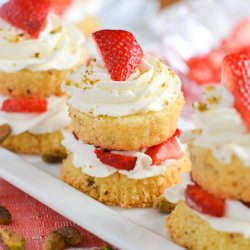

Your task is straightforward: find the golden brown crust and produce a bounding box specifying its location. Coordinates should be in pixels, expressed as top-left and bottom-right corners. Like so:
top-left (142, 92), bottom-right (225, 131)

top-left (60, 153), bottom-right (190, 208)
top-left (189, 144), bottom-right (250, 202)
top-left (167, 201), bottom-right (250, 250)
top-left (70, 93), bottom-right (184, 151)
top-left (2, 130), bottom-right (66, 155)
top-left (0, 50), bottom-right (87, 98)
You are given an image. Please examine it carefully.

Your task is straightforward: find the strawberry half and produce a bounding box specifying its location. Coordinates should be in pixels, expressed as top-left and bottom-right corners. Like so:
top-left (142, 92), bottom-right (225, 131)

top-left (145, 135), bottom-right (184, 165)
top-left (1, 98), bottom-right (47, 113)
top-left (92, 30), bottom-right (143, 81)
top-left (95, 149), bottom-right (137, 171)
top-left (221, 54), bottom-right (250, 131)
top-left (51, 0), bottom-right (73, 16)
top-left (0, 0), bottom-right (51, 38)
top-left (185, 184), bottom-right (226, 217)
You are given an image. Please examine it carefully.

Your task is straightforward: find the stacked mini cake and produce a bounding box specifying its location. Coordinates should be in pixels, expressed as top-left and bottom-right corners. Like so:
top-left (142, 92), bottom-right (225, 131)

top-left (61, 29), bottom-right (190, 208)
top-left (165, 54), bottom-right (250, 249)
top-left (0, 0), bottom-right (86, 159)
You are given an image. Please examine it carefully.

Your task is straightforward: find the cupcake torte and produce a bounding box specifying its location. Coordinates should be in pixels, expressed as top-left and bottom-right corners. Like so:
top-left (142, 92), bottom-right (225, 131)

top-left (0, 0), bottom-right (86, 158)
top-left (61, 29), bottom-right (190, 208)
top-left (165, 54), bottom-right (250, 249)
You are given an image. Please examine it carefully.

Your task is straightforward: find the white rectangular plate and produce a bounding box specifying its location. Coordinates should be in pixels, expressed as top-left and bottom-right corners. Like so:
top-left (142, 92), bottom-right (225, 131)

top-left (0, 149), bottom-right (185, 250)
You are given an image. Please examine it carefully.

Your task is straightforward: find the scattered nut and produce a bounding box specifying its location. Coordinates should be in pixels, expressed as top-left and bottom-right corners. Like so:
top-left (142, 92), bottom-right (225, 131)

top-left (55, 226), bottom-right (81, 246)
top-left (0, 206), bottom-right (12, 225)
top-left (0, 229), bottom-right (25, 250)
top-left (43, 232), bottom-right (65, 250)
top-left (41, 152), bottom-right (66, 164)
top-left (0, 124), bottom-right (11, 144)
top-left (153, 196), bottom-right (176, 213)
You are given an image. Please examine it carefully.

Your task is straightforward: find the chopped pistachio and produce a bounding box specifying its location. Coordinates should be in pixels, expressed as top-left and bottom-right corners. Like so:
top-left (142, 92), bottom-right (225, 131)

top-left (0, 206), bottom-right (12, 225)
top-left (0, 229), bottom-right (25, 250)
top-left (153, 196), bottom-right (176, 213)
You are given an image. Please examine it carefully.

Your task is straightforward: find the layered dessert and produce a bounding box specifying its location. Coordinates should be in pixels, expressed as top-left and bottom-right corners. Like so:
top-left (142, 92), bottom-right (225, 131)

top-left (51, 0), bottom-right (100, 36)
top-left (165, 54), bottom-right (250, 249)
top-left (61, 29), bottom-right (190, 208)
top-left (0, 0), bottom-right (86, 159)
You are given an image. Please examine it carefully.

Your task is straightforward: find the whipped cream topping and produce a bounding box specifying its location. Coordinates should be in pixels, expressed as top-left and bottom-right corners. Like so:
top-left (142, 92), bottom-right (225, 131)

top-left (0, 14), bottom-right (85, 72)
top-left (63, 0), bottom-right (100, 23)
top-left (181, 86), bottom-right (250, 167)
top-left (63, 54), bottom-right (181, 117)
top-left (0, 95), bottom-right (70, 135)
top-left (62, 131), bottom-right (183, 179)
top-left (164, 173), bottom-right (250, 238)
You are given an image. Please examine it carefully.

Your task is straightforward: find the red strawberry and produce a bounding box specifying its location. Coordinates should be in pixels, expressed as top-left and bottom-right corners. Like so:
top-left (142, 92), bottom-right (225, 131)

top-left (51, 0), bottom-right (73, 15)
top-left (185, 184), bottom-right (226, 217)
top-left (0, 0), bottom-right (51, 38)
top-left (238, 46), bottom-right (250, 57)
top-left (221, 54), bottom-right (250, 131)
top-left (1, 98), bottom-right (47, 113)
top-left (95, 149), bottom-right (136, 171)
top-left (187, 55), bottom-right (218, 84)
top-left (92, 30), bottom-right (143, 81)
top-left (145, 136), bottom-right (184, 165)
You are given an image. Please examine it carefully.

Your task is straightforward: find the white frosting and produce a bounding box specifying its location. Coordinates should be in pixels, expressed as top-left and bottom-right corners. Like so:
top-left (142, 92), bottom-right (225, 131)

top-left (63, 0), bottom-right (100, 23)
top-left (0, 14), bottom-right (85, 72)
top-left (165, 173), bottom-right (250, 238)
top-left (62, 131), bottom-right (182, 179)
top-left (63, 54), bottom-right (181, 117)
top-left (0, 95), bottom-right (70, 135)
top-left (182, 86), bottom-right (250, 167)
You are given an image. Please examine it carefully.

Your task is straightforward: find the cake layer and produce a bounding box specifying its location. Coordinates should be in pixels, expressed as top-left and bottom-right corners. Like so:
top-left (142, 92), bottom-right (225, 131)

top-left (61, 154), bottom-right (190, 208)
top-left (167, 201), bottom-right (250, 250)
top-left (189, 144), bottom-right (250, 202)
top-left (2, 130), bottom-right (65, 155)
top-left (69, 92), bottom-right (184, 151)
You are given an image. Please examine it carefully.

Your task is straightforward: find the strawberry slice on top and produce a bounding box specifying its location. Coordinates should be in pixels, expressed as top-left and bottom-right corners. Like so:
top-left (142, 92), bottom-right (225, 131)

top-left (0, 0), bottom-right (51, 38)
top-left (1, 98), bottom-right (48, 113)
top-left (221, 54), bottom-right (250, 131)
top-left (92, 30), bottom-right (144, 81)
top-left (185, 184), bottom-right (226, 217)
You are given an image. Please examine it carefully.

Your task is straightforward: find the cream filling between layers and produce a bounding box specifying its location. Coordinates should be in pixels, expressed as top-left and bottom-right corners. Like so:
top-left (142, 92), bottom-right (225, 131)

top-left (0, 95), bottom-right (70, 135)
top-left (165, 173), bottom-right (250, 238)
top-left (181, 86), bottom-right (250, 167)
top-left (62, 131), bottom-right (183, 180)
top-left (63, 54), bottom-right (181, 117)
top-left (0, 13), bottom-right (85, 72)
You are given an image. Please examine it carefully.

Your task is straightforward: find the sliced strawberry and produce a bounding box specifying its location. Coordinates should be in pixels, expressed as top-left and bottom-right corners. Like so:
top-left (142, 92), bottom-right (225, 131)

top-left (238, 46), bottom-right (250, 57)
top-left (1, 98), bottom-right (47, 113)
top-left (95, 149), bottom-right (136, 171)
top-left (145, 136), bottom-right (184, 165)
top-left (221, 54), bottom-right (250, 131)
top-left (51, 0), bottom-right (73, 16)
top-left (0, 0), bottom-right (51, 38)
top-left (187, 55), bottom-right (218, 84)
top-left (185, 184), bottom-right (226, 217)
top-left (92, 30), bottom-right (143, 81)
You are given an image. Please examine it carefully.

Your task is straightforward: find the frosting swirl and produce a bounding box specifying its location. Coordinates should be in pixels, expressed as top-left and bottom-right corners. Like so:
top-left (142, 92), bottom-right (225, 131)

top-left (182, 86), bottom-right (250, 167)
top-left (0, 14), bottom-right (85, 72)
top-left (63, 54), bottom-right (181, 117)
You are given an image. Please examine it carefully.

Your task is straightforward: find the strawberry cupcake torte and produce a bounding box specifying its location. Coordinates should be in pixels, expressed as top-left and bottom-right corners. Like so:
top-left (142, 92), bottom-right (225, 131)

top-left (61, 29), bottom-right (190, 208)
top-left (0, 0), bottom-right (86, 158)
top-left (165, 54), bottom-right (250, 250)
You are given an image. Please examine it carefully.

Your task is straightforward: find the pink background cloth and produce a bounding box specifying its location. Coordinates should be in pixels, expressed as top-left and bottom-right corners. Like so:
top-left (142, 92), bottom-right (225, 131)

top-left (0, 178), bottom-right (107, 249)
